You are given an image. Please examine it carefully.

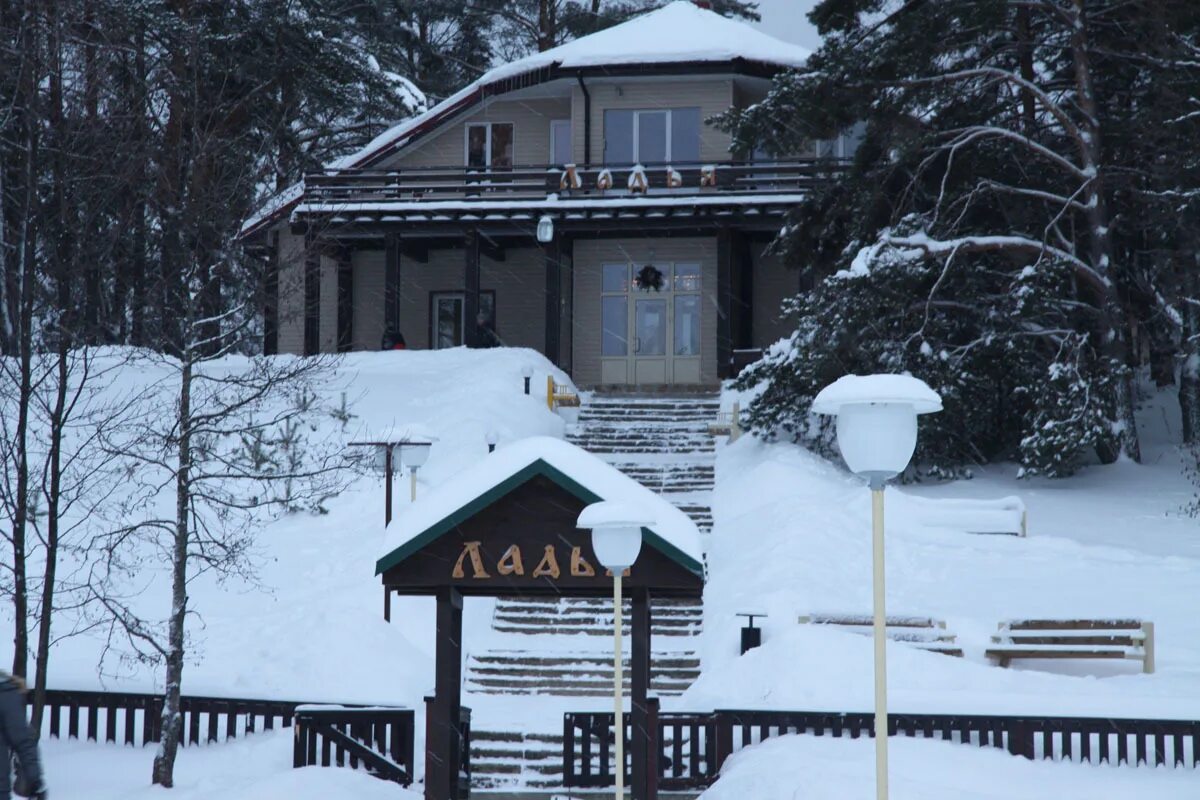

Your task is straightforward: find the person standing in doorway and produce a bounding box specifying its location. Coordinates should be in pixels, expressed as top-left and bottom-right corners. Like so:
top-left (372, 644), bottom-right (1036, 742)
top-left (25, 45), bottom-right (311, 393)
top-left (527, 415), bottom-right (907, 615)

top-left (0, 672), bottom-right (45, 800)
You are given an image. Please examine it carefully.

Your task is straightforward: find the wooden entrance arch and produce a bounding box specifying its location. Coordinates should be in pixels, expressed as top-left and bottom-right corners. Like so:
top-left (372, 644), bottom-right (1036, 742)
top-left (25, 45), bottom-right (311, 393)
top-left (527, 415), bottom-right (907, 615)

top-left (376, 438), bottom-right (704, 800)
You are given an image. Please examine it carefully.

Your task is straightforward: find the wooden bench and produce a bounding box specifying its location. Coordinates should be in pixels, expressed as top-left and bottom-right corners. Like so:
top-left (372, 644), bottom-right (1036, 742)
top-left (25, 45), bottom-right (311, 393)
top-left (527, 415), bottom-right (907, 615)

top-left (798, 613), bottom-right (963, 657)
top-left (707, 401), bottom-right (742, 442)
top-left (986, 619), bottom-right (1155, 673)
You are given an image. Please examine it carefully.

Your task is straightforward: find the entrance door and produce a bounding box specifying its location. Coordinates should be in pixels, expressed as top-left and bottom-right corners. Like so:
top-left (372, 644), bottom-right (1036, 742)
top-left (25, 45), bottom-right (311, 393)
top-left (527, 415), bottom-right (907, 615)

top-left (599, 263), bottom-right (702, 385)
top-left (431, 291), bottom-right (495, 349)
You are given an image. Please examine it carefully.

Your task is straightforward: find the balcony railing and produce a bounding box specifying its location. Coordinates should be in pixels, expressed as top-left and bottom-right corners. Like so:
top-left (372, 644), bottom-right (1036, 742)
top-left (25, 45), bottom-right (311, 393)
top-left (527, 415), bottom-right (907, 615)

top-left (302, 159), bottom-right (849, 205)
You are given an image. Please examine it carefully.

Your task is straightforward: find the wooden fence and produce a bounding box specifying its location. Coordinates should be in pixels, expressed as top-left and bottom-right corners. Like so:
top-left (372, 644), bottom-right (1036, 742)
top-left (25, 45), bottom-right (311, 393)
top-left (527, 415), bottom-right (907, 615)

top-left (31, 689), bottom-right (304, 747)
top-left (292, 705), bottom-right (415, 786)
top-left (563, 708), bottom-right (1200, 792)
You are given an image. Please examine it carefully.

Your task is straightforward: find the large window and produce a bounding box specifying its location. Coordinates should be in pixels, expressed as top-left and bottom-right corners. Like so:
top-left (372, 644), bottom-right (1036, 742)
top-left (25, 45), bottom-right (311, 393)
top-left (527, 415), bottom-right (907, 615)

top-left (603, 107), bottom-right (701, 165)
top-left (466, 123), bottom-right (514, 169)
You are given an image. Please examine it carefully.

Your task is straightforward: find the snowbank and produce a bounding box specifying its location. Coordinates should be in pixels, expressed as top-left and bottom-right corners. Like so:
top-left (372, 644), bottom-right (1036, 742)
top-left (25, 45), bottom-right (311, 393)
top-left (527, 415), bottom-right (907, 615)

top-left (9, 346), bottom-right (573, 707)
top-left (692, 434), bottom-right (1200, 718)
top-left (699, 734), bottom-right (1196, 800)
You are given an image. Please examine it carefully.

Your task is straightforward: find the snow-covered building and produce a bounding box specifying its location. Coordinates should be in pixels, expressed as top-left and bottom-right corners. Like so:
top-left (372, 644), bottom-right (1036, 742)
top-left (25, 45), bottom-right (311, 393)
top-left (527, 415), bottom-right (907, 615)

top-left (241, 1), bottom-right (846, 387)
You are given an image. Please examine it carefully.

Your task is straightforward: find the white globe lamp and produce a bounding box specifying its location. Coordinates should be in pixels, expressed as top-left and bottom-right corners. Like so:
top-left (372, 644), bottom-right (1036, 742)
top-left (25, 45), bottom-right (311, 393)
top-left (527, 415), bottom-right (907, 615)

top-left (811, 374), bottom-right (941, 800)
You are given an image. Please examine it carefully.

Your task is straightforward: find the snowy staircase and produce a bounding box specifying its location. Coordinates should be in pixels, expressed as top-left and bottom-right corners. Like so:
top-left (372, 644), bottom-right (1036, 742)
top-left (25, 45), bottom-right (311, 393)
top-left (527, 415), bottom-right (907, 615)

top-left (468, 392), bottom-right (718, 795)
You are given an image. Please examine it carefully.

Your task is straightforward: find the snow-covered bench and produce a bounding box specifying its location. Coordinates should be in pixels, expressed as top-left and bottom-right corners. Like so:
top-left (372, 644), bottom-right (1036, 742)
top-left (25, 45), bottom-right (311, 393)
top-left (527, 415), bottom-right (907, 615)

top-left (907, 495), bottom-right (1027, 537)
top-left (986, 619), bottom-right (1155, 674)
top-left (798, 613), bottom-right (963, 657)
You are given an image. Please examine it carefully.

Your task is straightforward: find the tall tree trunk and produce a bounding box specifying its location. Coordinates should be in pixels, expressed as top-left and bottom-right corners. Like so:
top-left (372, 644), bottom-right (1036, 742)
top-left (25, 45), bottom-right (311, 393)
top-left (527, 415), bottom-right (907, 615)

top-left (1069, 0), bottom-right (1141, 464)
top-left (152, 354), bottom-right (191, 787)
top-left (32, 340), bottom-right (68, 736)
top-left (1181, 260), bottom-right (1200, 444)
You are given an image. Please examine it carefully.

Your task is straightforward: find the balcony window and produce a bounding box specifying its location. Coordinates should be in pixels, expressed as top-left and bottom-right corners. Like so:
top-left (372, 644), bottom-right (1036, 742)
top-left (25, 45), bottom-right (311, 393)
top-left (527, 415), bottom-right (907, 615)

top-left (603, 107), bottom-right (701, 165)
top-left (466, 122), bottom-right (514, 169)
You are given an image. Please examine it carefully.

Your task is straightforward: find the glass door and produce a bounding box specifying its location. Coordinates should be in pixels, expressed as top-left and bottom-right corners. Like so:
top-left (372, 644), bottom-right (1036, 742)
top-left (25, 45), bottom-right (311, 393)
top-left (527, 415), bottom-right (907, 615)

top-left (598, 262), bottom-right (702, 385)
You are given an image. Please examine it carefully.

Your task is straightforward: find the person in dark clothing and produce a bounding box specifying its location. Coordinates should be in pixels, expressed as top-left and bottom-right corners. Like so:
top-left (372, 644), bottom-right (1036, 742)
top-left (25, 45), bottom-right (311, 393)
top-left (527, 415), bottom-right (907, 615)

top-left (380, 328), bottom-right (406, 350)
top-left (0, 673), bottom-right (45, 800)
top-left (474, 312), bottom-right (502, 348)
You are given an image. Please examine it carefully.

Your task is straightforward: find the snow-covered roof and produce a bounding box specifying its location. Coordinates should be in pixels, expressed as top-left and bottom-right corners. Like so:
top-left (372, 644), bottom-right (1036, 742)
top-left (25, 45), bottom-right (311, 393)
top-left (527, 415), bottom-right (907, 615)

top-left (241, 2), bottom-right (809, 237)
top-left (376, 435), bottom-right (703, 576)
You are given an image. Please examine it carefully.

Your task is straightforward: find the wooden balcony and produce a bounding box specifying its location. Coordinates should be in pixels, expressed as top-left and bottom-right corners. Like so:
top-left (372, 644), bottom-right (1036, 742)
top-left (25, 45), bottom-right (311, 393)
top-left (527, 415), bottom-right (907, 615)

top-left (302, 159), bottom-right (849, 205)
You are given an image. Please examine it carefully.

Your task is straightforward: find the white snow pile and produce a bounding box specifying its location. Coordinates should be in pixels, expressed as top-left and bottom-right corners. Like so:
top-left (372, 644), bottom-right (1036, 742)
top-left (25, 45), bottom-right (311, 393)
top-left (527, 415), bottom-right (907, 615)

top-left (690, 388), bottom-right (1200, 720)
top-left (699, 734), bottom-right (1197, 800)
top-left (43, 731), bottom-right (423, 800)
top-left (12, 346), bottom-right (572, 705)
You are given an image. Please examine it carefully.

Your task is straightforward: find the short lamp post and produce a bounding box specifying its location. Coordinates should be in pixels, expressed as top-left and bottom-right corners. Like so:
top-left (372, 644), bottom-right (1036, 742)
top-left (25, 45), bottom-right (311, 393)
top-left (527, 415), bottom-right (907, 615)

top-left (400, 440), bottom-right (432, 502)
top-left (811, 375), bottom-right (941, 800)
top-left (486, 431), bottom-right (499, 453)
top-left (577, 501), bottom-right (653, 800)
top-left (521, 364), bottom-right (534, 395)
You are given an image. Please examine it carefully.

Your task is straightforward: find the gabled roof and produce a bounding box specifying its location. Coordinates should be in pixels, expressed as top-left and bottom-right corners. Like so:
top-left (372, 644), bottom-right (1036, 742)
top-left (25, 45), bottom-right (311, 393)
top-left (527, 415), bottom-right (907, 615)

top-left (375, 436), bottom-right (704, 578)
top-left (239, 2), bottom-right (810, 239)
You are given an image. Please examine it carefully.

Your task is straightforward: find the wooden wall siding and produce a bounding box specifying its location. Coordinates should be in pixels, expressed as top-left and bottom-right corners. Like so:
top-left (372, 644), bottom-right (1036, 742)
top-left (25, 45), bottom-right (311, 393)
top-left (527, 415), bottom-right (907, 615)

top-left (572, 237), bottom-right (717, 387)
top-left (352, 249), bottom-right (386, 351)
top-left (377, 97), bottom-right (572, 170)
top-left (319, 253), bottom-right (339, 352)
top-left (276, 230), bottom-right (307, 355)
top-left (395, 246), bottom-right (546, 351)
top-left (751, 243), bottom-right (799, 350)
top-left (571, 79), bottom-right (734, 165)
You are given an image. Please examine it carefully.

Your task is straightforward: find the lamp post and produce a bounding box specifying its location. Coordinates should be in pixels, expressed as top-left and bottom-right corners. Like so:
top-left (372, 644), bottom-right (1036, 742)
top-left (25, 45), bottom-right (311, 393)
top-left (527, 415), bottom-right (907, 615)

top-left (521, 364), bottom-right (534, 395)
top-left (486, 431), bottom-right (499, 453)
top-left (811, 374), bottom-right (941, 800)
top-left (578, 501), bottom-right (653, 800)
top-left (400, 440), bottom-right (432, 502)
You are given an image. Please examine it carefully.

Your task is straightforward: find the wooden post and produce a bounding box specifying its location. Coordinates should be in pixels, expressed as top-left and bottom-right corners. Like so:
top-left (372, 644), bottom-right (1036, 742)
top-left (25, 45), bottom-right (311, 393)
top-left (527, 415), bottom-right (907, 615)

top-left (383, 588), bottom-right (391, 622)
top-left (1141, 621), bottom-right (1155, 674)
top-left (337, 247), bottom-right (353, 352)
top-left (716, 227), bottom-right (733, 379)
top-left (544, 234), bottom-right (561, 366)
top-left (730, 401), bottom-right (741, 443)
top-left (464, 229), bottom-right (480, 347)
top-left (645, 696), bottom-right (659, 800)
top-left (428, 588), bottom-right (464, 800)
top-left (303, 237), bottom-right (321, 356)
top-left (631, 588), bottom-right (652, 800)
top-left (385, 445), bottom-right (393, 527)
top-left (385, 234), bottom-right (400, 339)
top-left (546, 375), bottom-right (555, 410)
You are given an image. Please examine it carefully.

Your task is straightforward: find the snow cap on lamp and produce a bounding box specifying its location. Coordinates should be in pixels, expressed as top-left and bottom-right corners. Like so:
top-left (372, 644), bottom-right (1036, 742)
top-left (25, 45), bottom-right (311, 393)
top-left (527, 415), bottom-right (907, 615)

top-left (577, 500), bottom-right (655, 570)
top-left (812, 374), bottom-right (941, 481)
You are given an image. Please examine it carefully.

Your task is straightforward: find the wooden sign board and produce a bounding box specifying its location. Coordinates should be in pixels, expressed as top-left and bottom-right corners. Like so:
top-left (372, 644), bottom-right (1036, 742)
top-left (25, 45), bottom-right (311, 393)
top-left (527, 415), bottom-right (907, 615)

top-left (378, 473), bottom-right (703, 598)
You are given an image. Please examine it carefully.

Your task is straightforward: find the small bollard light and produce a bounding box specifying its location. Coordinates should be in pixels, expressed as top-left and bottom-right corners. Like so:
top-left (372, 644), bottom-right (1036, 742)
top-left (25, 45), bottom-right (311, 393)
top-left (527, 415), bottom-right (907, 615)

top-left (521, 364), bottom-right (534, 395)
top-left (736, 612), bottom-right (766, 655)
top-left (486, 430), bottom-right (499, 453)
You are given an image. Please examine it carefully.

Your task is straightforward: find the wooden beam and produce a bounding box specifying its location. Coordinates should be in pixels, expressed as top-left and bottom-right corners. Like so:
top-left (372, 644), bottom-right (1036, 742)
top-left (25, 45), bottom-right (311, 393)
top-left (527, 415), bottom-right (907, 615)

top-left (337, 248), bottom-right (353, 352)
top-left (464, 229), bottom-right (481, 347)
top-left (385, 234), bottom-right (400, 338)
top-left (631, 589), bottom-right (652, 800)
top-left (716, 227), bottom-right (733, 379)
top-left (543, 234), bottom-right (562, 366)
top-left (428, 587), bottom-right (464, 800)
top-left (400, 240), bottom-right (429, 263)
top-left (263, 231), bottom-right (279, 355)
top-left (303, 236), bottom-right (320, 356)
top-left (734, 231), bottom-right (753, 350)
top-left (479, 231), bottom-right (506, 262)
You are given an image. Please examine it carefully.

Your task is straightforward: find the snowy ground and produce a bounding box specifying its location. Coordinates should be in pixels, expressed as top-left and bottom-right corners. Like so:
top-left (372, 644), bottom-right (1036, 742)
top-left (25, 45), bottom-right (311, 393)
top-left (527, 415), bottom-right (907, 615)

top-left (42, 731), bottom-right (422, 800)
top-left (699, 734), bottom-right (1198, 800)
top-left (9, 351), bottom-right (1199, 796)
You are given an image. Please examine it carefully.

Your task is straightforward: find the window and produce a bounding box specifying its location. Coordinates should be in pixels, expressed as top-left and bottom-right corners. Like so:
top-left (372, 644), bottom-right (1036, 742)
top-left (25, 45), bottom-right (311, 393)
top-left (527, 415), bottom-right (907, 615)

top-left (603, 107), bottom-right (701, 165)
top-left (550, 119), bottom-right (572, 166)
top-left (430, 291), bottom-right (496, 349)
top-left (465, 123), bottom-right (514, 169)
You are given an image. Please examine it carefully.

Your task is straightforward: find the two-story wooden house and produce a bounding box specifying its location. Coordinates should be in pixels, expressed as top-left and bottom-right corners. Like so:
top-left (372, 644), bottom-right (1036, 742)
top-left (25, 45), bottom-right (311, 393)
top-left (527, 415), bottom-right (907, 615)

top-left (240, 1), bottom-right (850, 387)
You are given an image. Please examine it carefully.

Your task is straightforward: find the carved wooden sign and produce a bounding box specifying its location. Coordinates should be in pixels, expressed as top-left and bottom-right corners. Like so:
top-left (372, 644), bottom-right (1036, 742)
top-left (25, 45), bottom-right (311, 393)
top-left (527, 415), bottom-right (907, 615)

top-left (377, 473), bottom-right (702, 598)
